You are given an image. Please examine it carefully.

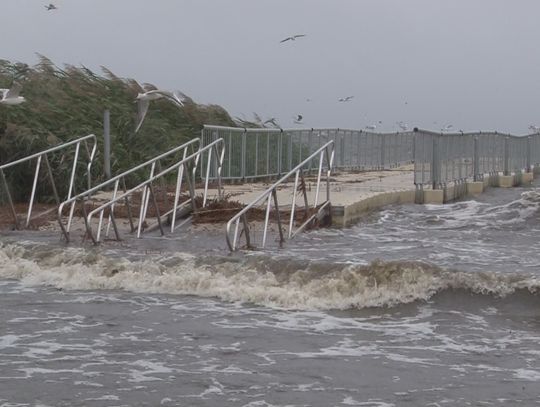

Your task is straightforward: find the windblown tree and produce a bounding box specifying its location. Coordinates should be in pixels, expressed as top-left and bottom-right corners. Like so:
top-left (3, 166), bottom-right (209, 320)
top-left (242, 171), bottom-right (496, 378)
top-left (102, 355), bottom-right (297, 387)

top-left (0, 55), bottom-right (236, 201)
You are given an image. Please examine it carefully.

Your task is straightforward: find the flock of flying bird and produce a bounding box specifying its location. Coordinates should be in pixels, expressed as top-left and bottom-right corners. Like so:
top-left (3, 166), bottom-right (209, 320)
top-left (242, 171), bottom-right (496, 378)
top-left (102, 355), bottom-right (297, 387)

top-left (273, 34), bottom-right (413, 131)
top-left (6, 13), bottom-right (538, 134)
top-left (23, 8), bottom-right (415, 132)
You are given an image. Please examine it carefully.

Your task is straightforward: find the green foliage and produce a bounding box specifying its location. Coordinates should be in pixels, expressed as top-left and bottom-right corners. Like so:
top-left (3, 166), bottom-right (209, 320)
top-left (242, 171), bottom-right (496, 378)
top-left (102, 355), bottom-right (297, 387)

top-left (0, 56), bottom-right (236, 202)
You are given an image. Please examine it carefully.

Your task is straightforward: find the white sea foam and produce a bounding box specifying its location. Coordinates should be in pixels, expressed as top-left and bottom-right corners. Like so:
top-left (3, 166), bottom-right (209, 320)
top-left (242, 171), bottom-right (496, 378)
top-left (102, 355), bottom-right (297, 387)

top-left (341, 399), bottom-right (395, 407)
top-left (0, 241), bottom-right (539, 311)
top-left (514, 368), bottom-right (540, 381)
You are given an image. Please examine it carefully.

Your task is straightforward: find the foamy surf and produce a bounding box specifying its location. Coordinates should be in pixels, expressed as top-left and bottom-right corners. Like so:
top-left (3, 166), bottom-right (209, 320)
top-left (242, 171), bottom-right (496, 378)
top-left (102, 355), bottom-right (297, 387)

top-left (0, 241), bottom-right (538, 311)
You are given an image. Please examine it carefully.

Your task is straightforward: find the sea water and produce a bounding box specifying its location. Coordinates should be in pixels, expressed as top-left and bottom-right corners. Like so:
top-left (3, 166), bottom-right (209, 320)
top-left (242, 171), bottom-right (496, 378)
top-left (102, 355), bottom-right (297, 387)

top-left (1, 182), bottom-right (539, 406)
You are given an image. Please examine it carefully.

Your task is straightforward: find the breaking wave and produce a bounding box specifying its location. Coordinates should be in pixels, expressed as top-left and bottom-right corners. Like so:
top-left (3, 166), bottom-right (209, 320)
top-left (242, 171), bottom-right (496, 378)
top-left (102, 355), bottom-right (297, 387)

top-left (0, 241), bottom-right (538, 310)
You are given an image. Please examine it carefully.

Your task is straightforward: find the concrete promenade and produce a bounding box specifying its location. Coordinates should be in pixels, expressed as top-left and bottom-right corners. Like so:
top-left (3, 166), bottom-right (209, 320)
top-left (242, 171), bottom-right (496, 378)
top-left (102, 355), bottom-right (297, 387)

top-left (199, 164), bottom-right (537, 228)
top-left (200, 166), bottom-right (415, 227)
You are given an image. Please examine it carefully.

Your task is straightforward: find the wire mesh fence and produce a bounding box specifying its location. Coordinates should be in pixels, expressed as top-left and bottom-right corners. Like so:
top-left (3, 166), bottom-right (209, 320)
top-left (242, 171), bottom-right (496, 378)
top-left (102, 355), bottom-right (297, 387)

top-left (413, 130), bottom-right (538, 188)
top-left (202, 125), bottom-right (537, 188)
top-left (201, 125), bottom-right (414, 179)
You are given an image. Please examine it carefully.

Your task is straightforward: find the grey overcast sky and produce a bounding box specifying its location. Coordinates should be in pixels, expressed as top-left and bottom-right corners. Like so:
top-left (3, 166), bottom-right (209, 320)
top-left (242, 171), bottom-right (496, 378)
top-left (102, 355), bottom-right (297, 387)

top-left (2, 0), bottom-right (540, 133)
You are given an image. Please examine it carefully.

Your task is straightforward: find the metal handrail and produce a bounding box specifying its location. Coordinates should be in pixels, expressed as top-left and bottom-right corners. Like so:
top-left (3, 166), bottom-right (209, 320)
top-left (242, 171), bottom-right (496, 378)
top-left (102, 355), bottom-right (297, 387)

top-left (0, 134), bottom-right (97, 229)
top-left (57, 138), bottom-right (201, 242)
top-left (225, 140), bottom-right (335, 251)
top-left (80, 138), bottom-right (225, 244)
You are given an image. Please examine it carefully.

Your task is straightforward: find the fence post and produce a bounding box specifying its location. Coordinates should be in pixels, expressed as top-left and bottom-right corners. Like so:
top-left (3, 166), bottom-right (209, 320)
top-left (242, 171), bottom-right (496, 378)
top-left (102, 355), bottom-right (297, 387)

top-left (308, 129), bottom-right (313, 174)
top-left (340, 130), bottom-right (345, 168)
top-left (241, 129), bottom-right (246, 180)
top-left (380, 134), bottom-right (386, 170)
top-left (103, 110), bottom-right (111, 180)
top-left (431, 134), bottom-right (439, 190)
top-left (503, 137), bottom-right (510, 176)
top-left (473, 136), bottom-right (479, 181)
top-left (288, 131), bottom-right (293, 171)
top-left (412, 133), bottom-right (416, 164)
top-left (255, 133), bottom-right (259, 177)
top-left (527, 136), bottom-right (531, 173)
top-left (278, 130), bottom-right (283, 176)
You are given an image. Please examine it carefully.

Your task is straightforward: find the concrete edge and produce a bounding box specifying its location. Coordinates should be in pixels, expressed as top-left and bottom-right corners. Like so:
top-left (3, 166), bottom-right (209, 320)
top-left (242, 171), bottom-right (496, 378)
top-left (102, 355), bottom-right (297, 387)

top-left (331, 170), bottom-right (537, 228)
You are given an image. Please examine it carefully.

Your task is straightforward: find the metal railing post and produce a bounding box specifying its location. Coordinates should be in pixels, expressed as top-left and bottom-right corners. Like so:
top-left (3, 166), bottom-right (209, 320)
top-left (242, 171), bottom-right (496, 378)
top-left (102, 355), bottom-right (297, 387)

top-left (278, 130), bottom-right (283, 176)
top-left (287, 131), bottom-right (293, 171)
top-left (241, 129), bottom-right (246, 180)
top-left (527, 136), bottom-right (531, 172)
top-left (432, 134), bottom-right (439, 189)
top-left (255, 133), bottom-right (259, 177)
top-left (473, 136), bottom-right (479, 181)
top-left (504, 136), bottom-right (510, 176)
top-left (380, 134), bottom-right (386, 170)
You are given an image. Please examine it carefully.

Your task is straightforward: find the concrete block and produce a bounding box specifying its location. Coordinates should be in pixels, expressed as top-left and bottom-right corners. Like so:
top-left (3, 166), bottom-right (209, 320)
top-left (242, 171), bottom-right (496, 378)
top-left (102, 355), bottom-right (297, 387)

top-left (423, 189), bottom-right (444, 204)
top-left (443, 185), bottom-right (455, 203)
top-left (521, 172), bottom-right (533, 185)
top-left (467, 181), bottom-right (484, 196)
top-left (331, 190), bottom-right (416, 227)
top-left (498, 175), bottom-right (515, 188)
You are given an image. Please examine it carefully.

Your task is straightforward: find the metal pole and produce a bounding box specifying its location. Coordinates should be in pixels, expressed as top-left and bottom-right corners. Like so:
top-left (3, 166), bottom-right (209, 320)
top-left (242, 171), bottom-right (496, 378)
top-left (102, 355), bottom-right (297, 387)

top-left (527, 136), bottom-right (531, 173)
top-left (380, 134), bottom-right (386, 170)
top-left (241, 130), bottom-right (246, 180)
top-left (432, 135), bottom-right (439, 190)
top-left (278, 130), bottom-right (283, 176)
top-left (504, 137), bottom-right (510, 176)
top-left (104, 110), bottom-right (111, 180)
top-left (473, 136), bottom-right (479, 181)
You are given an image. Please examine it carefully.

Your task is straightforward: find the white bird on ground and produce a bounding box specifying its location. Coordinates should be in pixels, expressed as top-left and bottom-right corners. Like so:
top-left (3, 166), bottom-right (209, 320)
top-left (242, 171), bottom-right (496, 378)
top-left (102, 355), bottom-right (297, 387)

top-left (135, 83), bottom-right (186, 133)
top-left (45, 3), bottom-right (57, 10)
top-left (365, 124), bottom-right (377, 131)
top-left (338, 96), bottom-right (354, 102)
top-left (293, 114), bottom-right (303, 124)
top-left (396, 121), bottom-right (408, 131)
top-left (441, 124), bottom-right (453, 132)
top-left (280, 34), bottom-right (306, 43)
top-left (0, 83), bottom-right (25, 105)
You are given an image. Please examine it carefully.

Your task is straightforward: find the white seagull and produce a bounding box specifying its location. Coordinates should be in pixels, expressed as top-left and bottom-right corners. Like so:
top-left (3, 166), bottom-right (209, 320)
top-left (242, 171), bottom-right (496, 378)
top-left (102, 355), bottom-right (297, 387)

top-left (135, 83), bottom-right (186, 133)
top-left (280, 34), bottom-right (306, 43)
top-left (293, 114), bottom-right (303, 124)
top-left (396, 121), bottom-right (408, 131)
top-left (0, 83), bottom-right (25, 105)
top-left (263, 117), bottom-right (280, 128)
top-left (338, 96), bottom-right (354, 102)
top-left (45, 3), bottom-right (57, 10)
top-left (441, 124), bottom-right (453, 132)
top-left (528, 125), bottom-right (540, 133)
top-left (365, 124), bottom-right (377, 131)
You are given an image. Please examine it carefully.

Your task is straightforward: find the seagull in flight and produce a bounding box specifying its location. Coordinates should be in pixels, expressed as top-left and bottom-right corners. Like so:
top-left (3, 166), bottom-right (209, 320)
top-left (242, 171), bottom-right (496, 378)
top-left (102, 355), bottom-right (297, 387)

top-left (0, 83), bottom-right (25, 105)
top-left (293, 114), bottom-right (303, 124)
top-left (441, 124), bottom-right (453, 132)
top-left (134, 83), bottom-right (186, 133)
top-left (264, 117), bottom-right (280, 128)
top-left (44, 3), bottom-right (57, 10)
top-left (365, 124), bottom-right (377, 131)
top-left (338, 96), bottom-right (354, 102)
top-left (396, 121), bottom-right (408, 131)
top-left (280, 34), bottom-right (306, 43)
